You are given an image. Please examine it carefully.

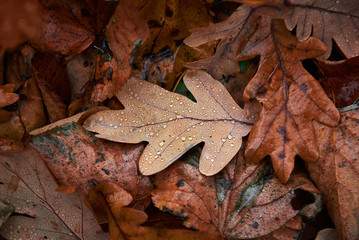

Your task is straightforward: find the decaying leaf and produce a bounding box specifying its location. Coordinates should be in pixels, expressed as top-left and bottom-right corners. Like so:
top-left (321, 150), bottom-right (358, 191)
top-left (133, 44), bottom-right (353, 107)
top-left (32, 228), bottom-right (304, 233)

top-left (0, 147), bottom-right (109, 239)
top-left (307, 108), bottom-right (359, 239)
top-left (30, 1), bottom-right (95, 55)
top-left (0, 84), bottom-right (19, 123)
top-left (132, 0), bottom-right (212, 87)
top-left (152, 148), bottom-right (321, 239)
top-left (89, 182), bottom-right (219, 240)
top-left (185, 1), bottom-right (359, 67)
top-left (31, 122), bottom-right (152, 207)
top-left (238, 18), bottom-right (340, 183)
top-left (105, 0), bottom-right (149, 96)
top-left (317, 56), bottom-right (359, 108)
top-left (0, 0), bottom-right (41, 54)
top-left (84, 70), bottom-right (254, 176)
top-left (281, 0), bottom-right (359, 60)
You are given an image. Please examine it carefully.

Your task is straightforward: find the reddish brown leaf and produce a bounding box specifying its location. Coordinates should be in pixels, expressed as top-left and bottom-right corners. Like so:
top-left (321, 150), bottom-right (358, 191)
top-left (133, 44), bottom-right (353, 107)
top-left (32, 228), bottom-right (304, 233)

top-left (0, 0), bottom-right (41, 54)
top-left (31, 122), bottom-right (153, 206)
top-left (317, 57), bottom-right (359, 108)
top-left (89, 182), bottom-right (219, 240)
top-left (0, 147), bottom-right (109, 239)
top-left (237, 18), bottom-right (340, 183)
top-left (0, 77), bottom-right (47, 141)
top-left (105, 0), bottom-right (149, 94)
top-left (30, 1), bottom-right (95, 55)
top-left (281, 0), bottom-right (359, 60)
top-left (132, 0), bottom-right (212, 88)
top-left (307, 108), bottom-right (359, 239)
top-left (84, 70), bottom-right (254, 176)
top-left (152, 148), bottom-right (321, 239)
top-left (0, 84), bottom-right (18, 108)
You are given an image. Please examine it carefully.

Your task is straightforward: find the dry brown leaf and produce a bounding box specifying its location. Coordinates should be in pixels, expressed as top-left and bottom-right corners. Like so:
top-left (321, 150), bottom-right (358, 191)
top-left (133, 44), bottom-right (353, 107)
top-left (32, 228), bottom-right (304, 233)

top-left (307, 108), bottom-right (359, 239)
top-left (31, 122), bottom-right (152, 207)
top-left (237, 18), bottom-right (340, 183)
top-left (0, 84), bottom-right (19, 108)
top-left (185, 1), bottom-right (359, 68)
top-left (132, 0), bottom-right (212, 88)
top-left (90, 182), bottom-right (219, 240)
top-left (84, 70), bottom-right (254, 176)
top-left (0, 147), bottom-right (109, 239)
top-left (105, 0), bottom-right (149, 95)
top-left (152, 148), bottom-right (321, 239)
top-left (281, 0), bottom-right (359, 60)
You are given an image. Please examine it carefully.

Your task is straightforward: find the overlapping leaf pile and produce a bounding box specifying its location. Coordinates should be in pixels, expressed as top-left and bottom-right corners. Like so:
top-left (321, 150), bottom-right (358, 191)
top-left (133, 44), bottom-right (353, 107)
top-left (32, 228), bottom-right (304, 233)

top-left (0, 0), bottom-right (359, 239)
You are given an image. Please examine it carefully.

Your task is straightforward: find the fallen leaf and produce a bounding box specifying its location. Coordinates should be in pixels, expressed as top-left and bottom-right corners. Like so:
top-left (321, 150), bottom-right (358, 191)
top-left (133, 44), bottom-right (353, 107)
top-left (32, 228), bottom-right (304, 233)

top-left (0, 84), bottom-right (19, 123)
top-left (238, 18), bottom-right (340, 183)
top-left (317, 56), bottom-right (359, 108)
top-left (315, 228), bottom-right (340, 240)
top-left (281, 0), bottom-right (359, 60)
top-left (0, 0), bottom-right (41, 54)
top-left (0, 200), bottom-right (14, 228)
top-left (307, 108), bottom-right (359, 239)
top-left (152, 148), bottom-right (321, 239)
top-left (0, 84), bottom-right (19, 108)
top-left (84, 70), bottom-right (254, 176)
top-left (0, 147), bottom-right (109, 239)
top-left (0, 77), bottom-right (47, 141)
top-left (30, 1), bottom-right (96, 55)
top-left (132, 0), bottom-right (212, 88)
top-left (105, 0), bottom-right (149, 95)
top-left (31, 122), bottom-right (153, 206)
top-left (89, 182), bottom-right (219, 240)
top-left (185, 1), bottom-right (359, 71)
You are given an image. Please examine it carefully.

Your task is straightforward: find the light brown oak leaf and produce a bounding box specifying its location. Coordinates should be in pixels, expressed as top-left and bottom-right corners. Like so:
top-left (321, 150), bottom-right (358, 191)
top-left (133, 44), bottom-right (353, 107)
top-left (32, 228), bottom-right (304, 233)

top-left (307, 108), bottom-right (359, 239)
top-left (152, 148), bottom-right (321, 239)
top-left (83, 70), bottom-right (254, 176)
top-left (237, 18), bottom-right (340, 183)
top-left (0, 147), bottom-right (109, 239)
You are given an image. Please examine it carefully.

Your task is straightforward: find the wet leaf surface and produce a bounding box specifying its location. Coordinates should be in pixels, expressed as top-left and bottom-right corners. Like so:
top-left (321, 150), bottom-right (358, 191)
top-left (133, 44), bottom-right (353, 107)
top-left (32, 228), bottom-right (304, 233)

top-left (152, 149), bottom-right (321, 239)
top-left (89, 182), bottom-right (219, 240)
top-left (238, 18), bottom-right (340, 183)
top-left (307, 108), bottom-right (359, 239)
top-left (84, 70), bottom-right (254, 176)
top-left (0, 147), bottom-right (109, 239)
top-left (31, 122), bottom-right (152, 207)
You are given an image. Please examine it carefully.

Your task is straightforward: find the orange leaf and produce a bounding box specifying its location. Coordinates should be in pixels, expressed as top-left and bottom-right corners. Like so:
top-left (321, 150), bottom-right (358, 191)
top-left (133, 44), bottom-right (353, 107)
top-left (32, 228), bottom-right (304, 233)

top-left (152, 148), bottom-right (321, 239)
top-left (0, 147), bottom-right (109, 239)
top-left (307, 108), bottom-right (359, 239)
top-left (105, 0), bottom-right (149, 93)
top-left (238, 18), bottom-right (340, 183)
top-left (89, 182), bottom-right (219, 240)
top-left (84, 70), bottom-right (254, 176)
top-left (30, 1), bottom-right (95, 55)
top-left (0, 84), bottom-right (19, 108)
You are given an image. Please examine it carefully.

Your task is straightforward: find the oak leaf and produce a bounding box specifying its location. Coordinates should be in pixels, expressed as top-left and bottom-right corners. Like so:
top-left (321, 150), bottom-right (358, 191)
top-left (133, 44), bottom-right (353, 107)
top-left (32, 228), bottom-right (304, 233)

top-left (239, 18), bottom-right (340, 182)
top-left (152, 148), bottom-right (321, 239)
top-left (307, 108), bottom-right (359, 239)
top-left (0, 147), bottom-right (109, 239)
top-left (89, 182), bottom-right (218, 240)
top-left (84, 70), bottom-right (254, 176)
